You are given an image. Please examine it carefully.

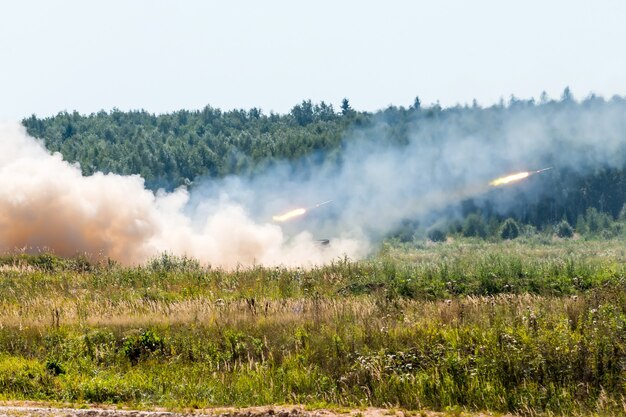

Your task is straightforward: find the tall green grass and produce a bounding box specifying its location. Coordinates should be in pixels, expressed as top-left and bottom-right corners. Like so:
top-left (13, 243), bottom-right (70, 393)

top-left (0, 239), bottom-right (625, 415)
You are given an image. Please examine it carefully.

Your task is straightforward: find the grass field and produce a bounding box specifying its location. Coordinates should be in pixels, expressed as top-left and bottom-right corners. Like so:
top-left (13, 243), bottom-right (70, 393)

top-left (0, 238), bottom-right (625, 416)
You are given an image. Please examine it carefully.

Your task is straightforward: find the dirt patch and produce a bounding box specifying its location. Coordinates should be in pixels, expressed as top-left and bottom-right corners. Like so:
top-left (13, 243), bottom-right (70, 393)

top-left (0, 403), bottom-right (515, 417)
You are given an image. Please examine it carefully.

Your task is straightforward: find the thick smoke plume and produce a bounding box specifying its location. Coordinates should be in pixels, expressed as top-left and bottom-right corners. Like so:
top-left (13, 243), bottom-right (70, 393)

top-left (1, 96), bottom-right (625, 267)
top-left (0, 123), bottom-right (365, 267)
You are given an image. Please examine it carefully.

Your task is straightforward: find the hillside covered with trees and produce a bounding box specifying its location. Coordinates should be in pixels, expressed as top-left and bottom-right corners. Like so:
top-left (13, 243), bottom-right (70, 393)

top-left (22, 99), bottom-right (359, 190)
top-left (21, 92), bottom-right (626, 240)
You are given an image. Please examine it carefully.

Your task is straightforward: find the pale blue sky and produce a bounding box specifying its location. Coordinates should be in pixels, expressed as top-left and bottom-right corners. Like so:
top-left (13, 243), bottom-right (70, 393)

top-left (1, 0), bottom-right (625, 120)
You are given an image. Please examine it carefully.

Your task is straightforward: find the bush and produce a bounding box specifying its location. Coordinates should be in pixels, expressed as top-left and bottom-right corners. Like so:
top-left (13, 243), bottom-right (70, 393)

top-left (576, 208), bottom-right (618, 237)
top-left (388, 219), bottom-right (419, 243)
top-left (555, 220), bottom-right (574, 238)
top-left (123, 329), bottom-right (166, 364)
top-left (584, 207), bottom-right (612, 235)
top-left (499, 218), bottom-right (519, 240)
top-left (148, 253), bottom-right (202, 274)
top-left (462, 213), bottom-right (487, 238)
top-left (575, 214), bottom-right (587, 234)
top-left (520, 224), bottom-right (537, 237)
top-left (427, 228), bottom-right (447, 242)
top-left (44, 358), bottom-right (65, 376)
top-left (0, 355), bottom-right (54, 397)
top-left (447, 220), bottom-right (463, 235)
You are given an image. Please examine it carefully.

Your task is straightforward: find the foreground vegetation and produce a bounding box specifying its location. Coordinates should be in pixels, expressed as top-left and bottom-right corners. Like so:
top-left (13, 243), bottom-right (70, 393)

top-left (0, 239), bottom-right (625, 416)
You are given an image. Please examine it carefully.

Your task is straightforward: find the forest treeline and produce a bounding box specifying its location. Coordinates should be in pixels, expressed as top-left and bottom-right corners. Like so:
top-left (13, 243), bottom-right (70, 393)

top-left (21, 92), bottom-right (626, 239)
top-left (22, 99), bottom-right (359, 189)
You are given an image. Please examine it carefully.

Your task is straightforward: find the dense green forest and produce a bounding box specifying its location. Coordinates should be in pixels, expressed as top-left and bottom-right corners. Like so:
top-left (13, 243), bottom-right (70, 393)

top-left (21, 93), bottom-right (626, 239)
top-left (22, 99), bottom-right (359, 189)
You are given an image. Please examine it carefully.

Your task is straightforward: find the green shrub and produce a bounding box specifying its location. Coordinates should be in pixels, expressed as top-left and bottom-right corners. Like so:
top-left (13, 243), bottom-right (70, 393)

top-left (619, 203), bottom-right (626, 222)
top-left (499, 218), bottom-right (519, 240)
top-left (0, 355), bottom-right (53, 397)
top-left (427, 228), bottom-right (447, 242)
top-left (44, 358), bottom-right (65, 376)
top-left (447, 219), bottom-right (463, 234)
top-left (148, 253), bottom-right (201, 274)
top-left (583, 207), bottom-right (613, 235)
top-left (388, 219), bottom-right (419, 243)
top-left (555, 220), bottom-right (574, 238)
top-left (462, 213), bottom-right (487, 238)
top-left (123, 329), bottom-right (166, 364)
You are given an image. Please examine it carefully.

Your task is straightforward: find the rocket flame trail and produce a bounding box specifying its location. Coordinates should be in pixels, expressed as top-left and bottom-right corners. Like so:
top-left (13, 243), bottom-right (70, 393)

top-left (272, 208), bottom-right (307, 222)
top-left (272, 200), bottom-right (333, 222)
top-left (489, 171), bottom-right (530, 186)
top-left (489, 167), bottom-right (553, 187)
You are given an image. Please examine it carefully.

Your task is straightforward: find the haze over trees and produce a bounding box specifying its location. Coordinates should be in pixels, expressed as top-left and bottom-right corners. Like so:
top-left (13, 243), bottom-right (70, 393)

top-left (22, 91), bottom-right (626, 239)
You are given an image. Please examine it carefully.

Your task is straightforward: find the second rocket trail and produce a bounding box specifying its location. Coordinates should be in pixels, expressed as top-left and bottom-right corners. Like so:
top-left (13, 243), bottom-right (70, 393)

top-left (312, 200), bottom-right (333, 209)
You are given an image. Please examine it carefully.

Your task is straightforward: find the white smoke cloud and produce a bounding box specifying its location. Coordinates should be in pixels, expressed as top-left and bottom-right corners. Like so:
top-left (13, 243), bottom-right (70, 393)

top-left (0, 123), bottom-right (367, 267)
